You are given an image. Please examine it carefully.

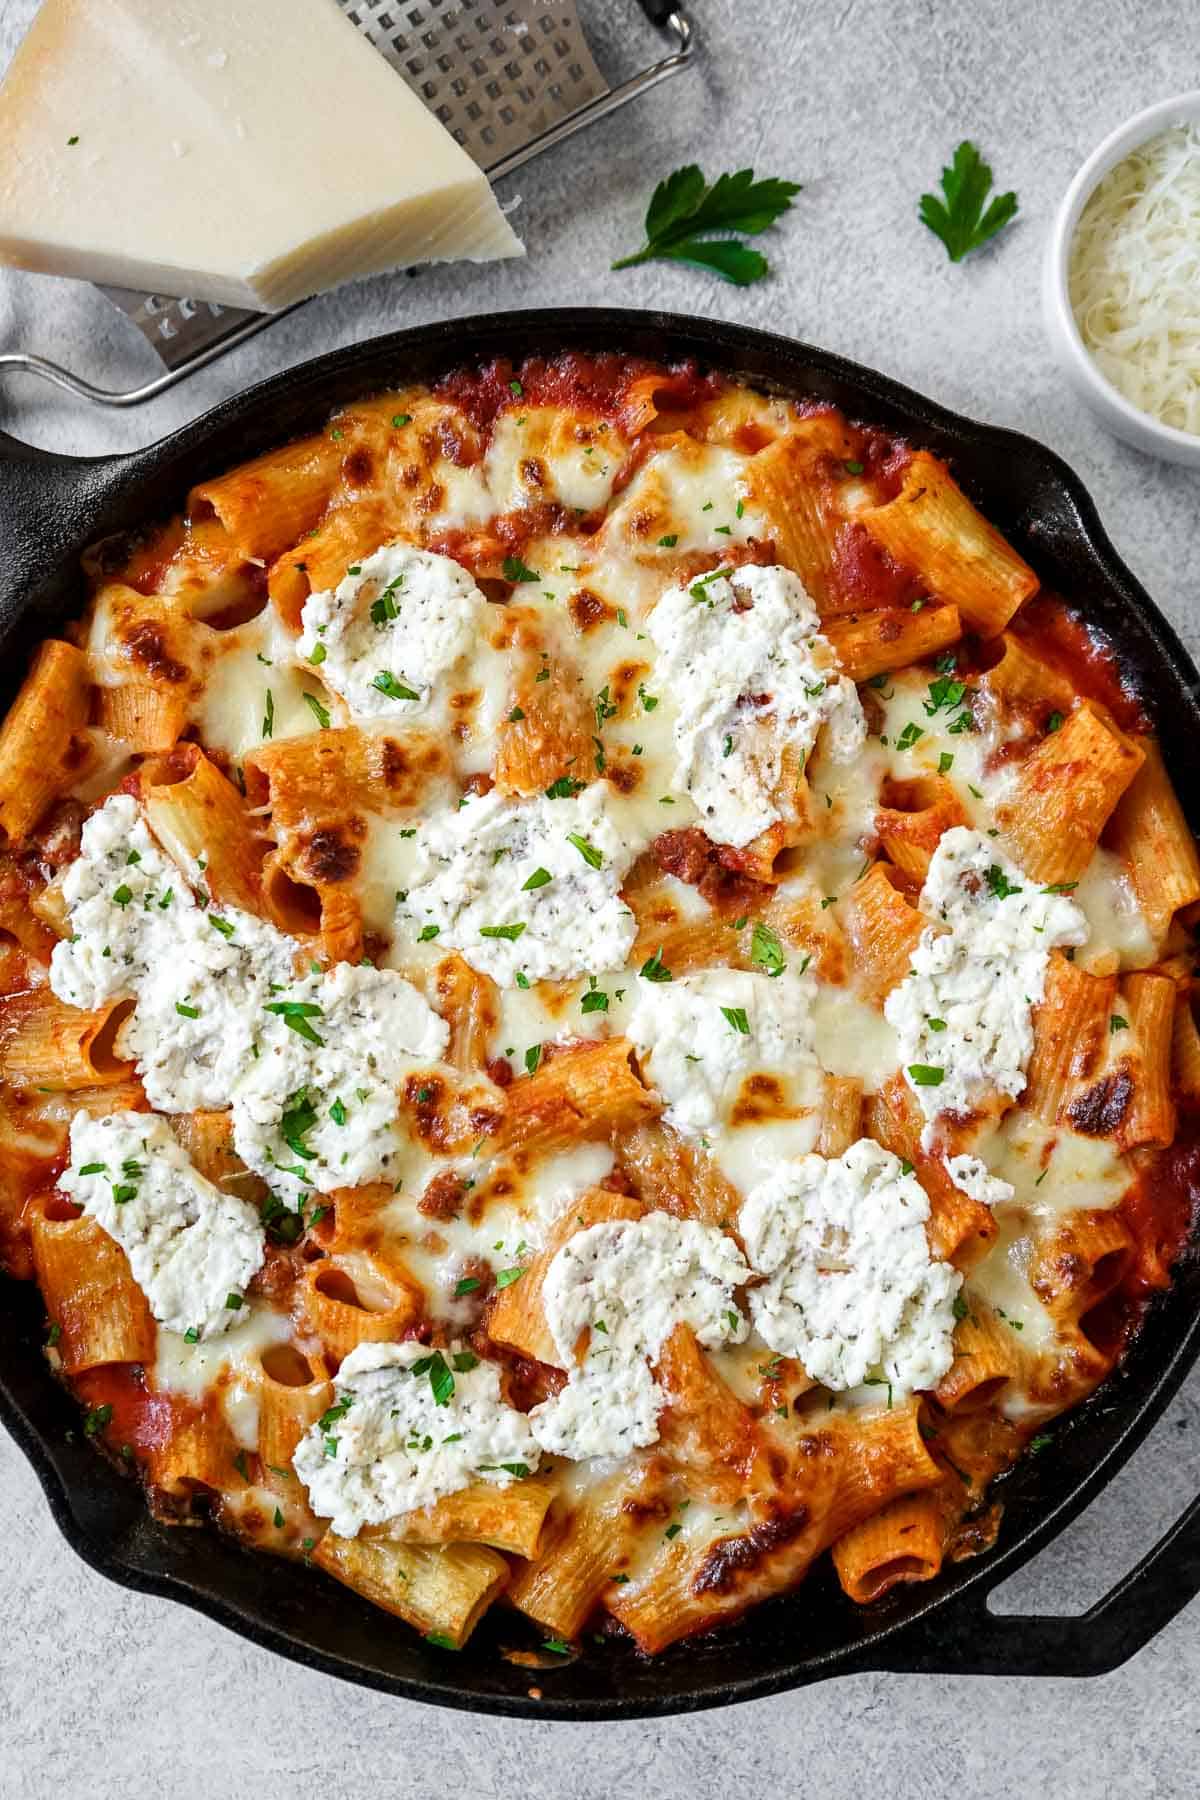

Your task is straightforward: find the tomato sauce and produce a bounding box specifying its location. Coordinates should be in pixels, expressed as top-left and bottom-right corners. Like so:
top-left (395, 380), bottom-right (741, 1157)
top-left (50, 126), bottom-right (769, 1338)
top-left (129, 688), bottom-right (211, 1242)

top-left (73, 1363), bottom-right (179, 1459)
top-left (435, 352), bottom-right (718, 438)
top-left (1012, 594), bottom-right (1149, 733)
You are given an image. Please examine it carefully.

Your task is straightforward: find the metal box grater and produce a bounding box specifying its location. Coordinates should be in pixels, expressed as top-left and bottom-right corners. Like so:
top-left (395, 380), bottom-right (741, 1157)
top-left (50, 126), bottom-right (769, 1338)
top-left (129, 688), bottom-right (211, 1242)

top-left (0, 0), bottom-right (692, 407)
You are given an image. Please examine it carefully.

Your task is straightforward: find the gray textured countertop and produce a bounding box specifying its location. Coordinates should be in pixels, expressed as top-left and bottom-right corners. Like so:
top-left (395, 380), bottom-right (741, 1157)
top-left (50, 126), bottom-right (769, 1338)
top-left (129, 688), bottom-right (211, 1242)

top-left (1, 1), bottom-right (1198, 1794)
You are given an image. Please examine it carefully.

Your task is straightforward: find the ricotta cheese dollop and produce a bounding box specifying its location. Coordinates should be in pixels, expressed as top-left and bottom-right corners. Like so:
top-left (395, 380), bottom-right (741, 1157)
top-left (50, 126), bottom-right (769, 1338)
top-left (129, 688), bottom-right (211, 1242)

top-left (944, 1152), bottom-right (1015, 1209)
top-left (60, 1110), bottom-right (265, 1338)
top-left (884, 827), bottom-right (1088, 1145)
top-left (627, 966), bottom-right (818, 1136)
top-left (296, 541), bottom-right (489, 720)
top-left (50, 794), bottom-right (450, 1207)
top-left (739, 1138), bottom-right (961, 1393)
top-left (645, 562), bottom-right (865, 849)
top-left (232, 958), bottom-right (449, 1201)
top-left (291, 1339), bottom-right (540, 1537)
top-left (528, 1212), bottom-right (750, 1460)
top-left (401, 784), bottom-right (640, 985)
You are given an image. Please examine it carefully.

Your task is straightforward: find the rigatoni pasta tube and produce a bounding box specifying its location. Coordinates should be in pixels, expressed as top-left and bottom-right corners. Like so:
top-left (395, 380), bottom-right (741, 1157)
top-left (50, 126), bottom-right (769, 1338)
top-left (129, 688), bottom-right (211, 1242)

top-left (0, 641), bottom-right (92, 844)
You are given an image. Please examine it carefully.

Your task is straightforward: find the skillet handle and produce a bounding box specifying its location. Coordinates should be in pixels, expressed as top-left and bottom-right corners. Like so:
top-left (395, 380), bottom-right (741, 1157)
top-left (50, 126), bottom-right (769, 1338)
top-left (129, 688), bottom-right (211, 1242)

top-left (872, 1490), bottom-right (1200, 1677)
top-left (0, 429), bottom-right (136, 632)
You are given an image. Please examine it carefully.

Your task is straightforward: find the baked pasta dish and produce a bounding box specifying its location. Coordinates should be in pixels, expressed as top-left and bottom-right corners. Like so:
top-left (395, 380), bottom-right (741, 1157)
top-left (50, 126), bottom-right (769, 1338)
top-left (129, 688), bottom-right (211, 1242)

top-left (1, 353), bottom-right (1196, 1658)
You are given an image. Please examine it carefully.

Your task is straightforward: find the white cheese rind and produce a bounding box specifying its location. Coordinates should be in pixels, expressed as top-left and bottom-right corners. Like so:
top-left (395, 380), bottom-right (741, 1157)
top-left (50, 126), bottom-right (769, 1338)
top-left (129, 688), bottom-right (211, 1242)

top-left (627, 967), bottom-right (817, 1135)
top-left (291, 1340), bottom-right (539, 1537)
top-left (739, 1138), bottom-right (961, 1393)
top-left (400, 785), bottom-right (640, 985)
top-left (884, 827), bottom-right (1088, 1143)
top-left (645, 563), bottom-right (865, 849)
top-left (296, 543), bottom-right (489, 721)
top-left (529, 1214), bottom-right (750, 1459)
top-left (60, 1111), bottom-right (265, 1338)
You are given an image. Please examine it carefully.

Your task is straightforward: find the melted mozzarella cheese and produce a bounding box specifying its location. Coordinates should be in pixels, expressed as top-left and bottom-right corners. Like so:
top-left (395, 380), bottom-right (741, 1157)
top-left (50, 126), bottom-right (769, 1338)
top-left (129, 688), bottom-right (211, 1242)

top-left (61, 1111), bottom-right (264, 1338)
top-left (292, 1340), bottom-right (540, 1536)
top-left (738, 1138), bottom-right (961, 1393)
top-left (399, 785), bottom-right (641, 985)
top-left (529, 1214), bottom-right (749, 1459)
top-left (885, 828), bottom-right (1088, 1143)
top-left (645, 563), bottom-right (865, 849)
top-left (627, 967), bottom-right (817, 1135)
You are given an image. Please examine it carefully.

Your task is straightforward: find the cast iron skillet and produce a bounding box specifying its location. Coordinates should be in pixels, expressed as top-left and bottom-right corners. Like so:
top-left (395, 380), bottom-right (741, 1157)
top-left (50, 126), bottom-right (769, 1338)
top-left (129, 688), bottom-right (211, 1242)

top-left (1, 309), bottom-right (1198, 1718)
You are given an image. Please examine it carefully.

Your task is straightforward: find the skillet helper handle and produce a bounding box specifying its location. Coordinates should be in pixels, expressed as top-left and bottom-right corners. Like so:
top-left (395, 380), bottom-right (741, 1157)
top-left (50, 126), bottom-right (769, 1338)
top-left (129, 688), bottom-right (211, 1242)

top-left (637, 0), bottom-right (681, 26)
top-left (0, 429), bottom-right (136, 630)
top-left (876, 1490), bottom-right (1200, 1677)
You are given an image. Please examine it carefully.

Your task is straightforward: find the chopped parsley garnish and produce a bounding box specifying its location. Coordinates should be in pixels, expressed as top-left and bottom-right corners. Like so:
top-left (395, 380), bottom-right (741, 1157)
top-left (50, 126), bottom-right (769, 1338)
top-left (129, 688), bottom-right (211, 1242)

top-left (545, 774), bottom-right (585, 800)
top-left (417, 924), bottom-right (441, 941)
top-left (83, 1404), bottom-right (112, 1437)
top-left (594, 685), bottom-right (618, 729)
top-left (664, 1521), bottom-right (683, 1540)
top-left (566, 832), bottom-right (603, 869)
top-left (907, 1064), bottom-right (945, 1086)
top-left (111, 884), bottom-right (133, 908)
top-left (924, 674), bottom-right (968, 715)
top-left (302, 690), bottom-right (331, 729)
top-left (895, 721), bottom-right (924, 752)
top-left (581, 988), bottom-right (609, 1013)
top-left (522, 867), bottom-right (552, 891)
top-left (750, 920), bottom-right (786, 977)
top-left (77, 1162), bottom-right (106, 1176)
top-left (174, 1001), bottom-right (200, 1019)
top-left (479, 922), bottom-right (526, 941)
top-left (721, 1005), bottom-right (750, 1035)
top-left (1046, 710), bottom-right (1064, 734)
top-left (639, 947), bottom-right (673, 983)
top-left (111, 1184), bottom-right (137, 1206)
top-left (410, 1350), bottom-right (456, 1407)
top-left (262, 689), bottom-right (275, 738)
top-left (392, 413), bottom-right (412, 428)
top-left (454, 1276), bottom-right (481, 1297)
top-left (515, 972), bottom-right (531, 989)
top-left (370, 578), bottom-right (404, 626)
top-left (844, 459), bottom-right (865, 475)
top-left (502, 554), bottom-right (539, 584)
top-left (329, 1097), bottom-right (347, 1127)
top-left (1041, 881), bottom-right (1078, 894)
top-left (1110, 1014), bottom-right (1129, 1033)
top-left (372, 671), bottom-right (420, 701)
top-left (952, 1294), bottom-right (969, 1322)
top-left (425, 1632), bottom-right (458, 1650)
top-left (225, 1293), bottom-right (244, 1311)
top-left (494, 1265), bottom-right (525, 1288)
top-left (637, 683), bottom-right (659, 712)
top-left (265, 1000), bottom-right (325, 1046)
top-left (208, 914), bottom-right (235, 938)
top-left (525, 1044), bottom-right (542, 1075)
top-left (507, 705), bottom-right (525, 722)
top-left (542, 1638), bottom-right (571, 1655)
top-left (1029, 1432), bottom-right (1053, 1454)
top-left (985, 864), bottom-right (1023, 900)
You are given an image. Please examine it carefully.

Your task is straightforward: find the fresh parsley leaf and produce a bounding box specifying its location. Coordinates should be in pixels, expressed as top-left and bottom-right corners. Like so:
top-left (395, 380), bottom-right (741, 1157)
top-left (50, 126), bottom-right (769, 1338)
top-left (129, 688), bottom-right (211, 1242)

top-left (612, 164), bottom-right (801, 287)
top-left (302, 690), bottom-right (331, 729)
top-left (721, 1005), bottom-right (750, 1035)
top-left (373, 671), bottom-right (420, 702)
top-left (750, 921), bottom-right (786, 978)
top-left (919, 140), bottom-right (1018, 263)
top-left (639, 947), bottom-right (673, 983)
top-left (503, 554), bottom-right (539, 584)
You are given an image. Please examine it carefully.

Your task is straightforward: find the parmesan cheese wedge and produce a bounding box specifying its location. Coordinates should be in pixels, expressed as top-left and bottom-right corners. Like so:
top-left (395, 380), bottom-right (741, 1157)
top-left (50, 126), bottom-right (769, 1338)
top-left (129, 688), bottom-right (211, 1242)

top-left (0, 0), bottom-right (523, 310)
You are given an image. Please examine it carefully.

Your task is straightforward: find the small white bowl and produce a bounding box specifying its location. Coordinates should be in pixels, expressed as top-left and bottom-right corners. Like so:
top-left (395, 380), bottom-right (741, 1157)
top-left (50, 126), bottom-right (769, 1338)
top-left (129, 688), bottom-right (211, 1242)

top-left (1043, 90), bottom-right (1200, 466)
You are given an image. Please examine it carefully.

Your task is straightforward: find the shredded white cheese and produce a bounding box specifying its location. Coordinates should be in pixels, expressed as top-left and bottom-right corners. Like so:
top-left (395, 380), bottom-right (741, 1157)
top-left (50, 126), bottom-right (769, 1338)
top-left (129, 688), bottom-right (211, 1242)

top-left (1069, 124), bottom-right (1200, 436)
